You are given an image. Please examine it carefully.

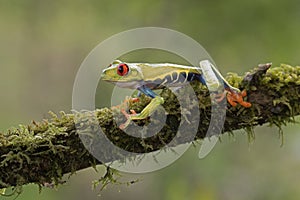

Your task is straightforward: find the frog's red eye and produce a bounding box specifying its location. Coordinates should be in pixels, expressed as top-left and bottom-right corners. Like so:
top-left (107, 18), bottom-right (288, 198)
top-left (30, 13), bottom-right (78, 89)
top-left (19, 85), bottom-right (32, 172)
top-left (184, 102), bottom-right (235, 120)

top-left (117, 63), bottom-right (129, 76)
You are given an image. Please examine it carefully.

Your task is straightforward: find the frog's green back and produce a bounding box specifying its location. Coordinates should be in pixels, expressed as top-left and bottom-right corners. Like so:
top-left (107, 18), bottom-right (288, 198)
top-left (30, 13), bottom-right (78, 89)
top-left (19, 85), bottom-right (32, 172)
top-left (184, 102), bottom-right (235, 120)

top-left (137, 63), bottom-right (201, 82)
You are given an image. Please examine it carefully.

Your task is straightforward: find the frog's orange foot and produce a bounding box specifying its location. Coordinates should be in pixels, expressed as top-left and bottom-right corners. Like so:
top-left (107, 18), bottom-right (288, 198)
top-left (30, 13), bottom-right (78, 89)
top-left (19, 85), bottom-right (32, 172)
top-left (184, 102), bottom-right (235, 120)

top-left (240, 90), bottom-right (248, 97)
top-left (128, 97), bottom-right (139, 103)
top-left (119, 109), bottom-right (138, 129)
top-left (119, 124), bottom-right (126, 130)
top-left (226, 89), bottom-right (252, 108)
top-left (121, 109), bottom-right (137, 119)
top-left (122, 97), bottom-right (140, 106)
top-left (111, 97), bottom-right (139, 111)
top-left (122, 97), bottom-right (139, 105)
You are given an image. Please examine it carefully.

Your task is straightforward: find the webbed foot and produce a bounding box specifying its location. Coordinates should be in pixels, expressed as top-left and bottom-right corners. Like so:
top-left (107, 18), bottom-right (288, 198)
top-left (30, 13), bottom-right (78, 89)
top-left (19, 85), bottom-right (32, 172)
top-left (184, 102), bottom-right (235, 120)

top-left (118, 96), bottom-right (164, 129)
top-left (226, 89), bottom-right (251, 108)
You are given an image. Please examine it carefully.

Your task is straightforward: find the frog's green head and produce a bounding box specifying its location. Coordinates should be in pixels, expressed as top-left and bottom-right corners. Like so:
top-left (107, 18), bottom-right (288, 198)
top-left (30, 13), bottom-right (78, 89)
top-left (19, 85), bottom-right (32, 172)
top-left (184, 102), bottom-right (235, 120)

top-left (101, 60), bottom-right (144, 83)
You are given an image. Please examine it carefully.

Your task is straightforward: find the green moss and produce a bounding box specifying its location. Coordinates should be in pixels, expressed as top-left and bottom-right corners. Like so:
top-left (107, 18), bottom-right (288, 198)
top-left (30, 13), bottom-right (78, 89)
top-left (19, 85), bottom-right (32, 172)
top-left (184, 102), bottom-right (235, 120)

top-left (0, 63), bottom-right (299, 193)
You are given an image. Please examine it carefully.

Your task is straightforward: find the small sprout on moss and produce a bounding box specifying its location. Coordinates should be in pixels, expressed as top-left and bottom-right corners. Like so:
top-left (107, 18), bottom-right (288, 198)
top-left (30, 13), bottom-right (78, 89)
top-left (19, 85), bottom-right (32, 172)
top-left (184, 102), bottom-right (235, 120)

top-left (92, 166), bottom-right (140, 195)
top-left (92, 166), bottom-right (121, 192)
top-left (245, 126), bottom-right (255, 145)
top-left (278, 126), bottom-right (285, 147)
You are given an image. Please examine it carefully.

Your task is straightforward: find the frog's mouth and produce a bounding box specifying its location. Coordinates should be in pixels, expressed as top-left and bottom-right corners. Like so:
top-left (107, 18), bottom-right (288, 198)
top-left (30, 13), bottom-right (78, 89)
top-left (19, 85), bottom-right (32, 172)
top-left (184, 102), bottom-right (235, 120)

top-left (104, 80), bottom-right (143, 89)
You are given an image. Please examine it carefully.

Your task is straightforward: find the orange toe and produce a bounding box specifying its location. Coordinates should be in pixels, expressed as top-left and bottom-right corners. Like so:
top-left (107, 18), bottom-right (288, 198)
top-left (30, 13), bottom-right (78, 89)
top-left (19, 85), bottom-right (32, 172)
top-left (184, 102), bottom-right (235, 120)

top-left (119, 123), bottom-right (127, 130)
top-left (121, 109), bottom-right (130, 119)
top-left (226, 89), bottom-right (251, 108)
top-left (227, 96), bottom-right (238, 107)
top-left (130, 98), bottom-right (140, 103)
top-left (240, 101), bottom-right (252, 108)
top-left (129, 109), bottom-right (137, 115)
top-left (241, 90), bottom-right (247, 97)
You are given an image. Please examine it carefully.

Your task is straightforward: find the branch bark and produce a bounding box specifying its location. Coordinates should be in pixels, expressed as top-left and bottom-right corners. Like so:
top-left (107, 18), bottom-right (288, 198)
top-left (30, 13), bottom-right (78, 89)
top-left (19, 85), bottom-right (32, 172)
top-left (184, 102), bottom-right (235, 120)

top-left (0, 63), bottom-right (299, 189)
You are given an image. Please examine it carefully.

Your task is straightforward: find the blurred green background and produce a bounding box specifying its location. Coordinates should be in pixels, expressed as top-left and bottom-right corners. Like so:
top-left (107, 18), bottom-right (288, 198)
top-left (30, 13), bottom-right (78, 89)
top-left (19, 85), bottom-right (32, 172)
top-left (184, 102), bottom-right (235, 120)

top-left (0, 0), bottom-right (300, 199)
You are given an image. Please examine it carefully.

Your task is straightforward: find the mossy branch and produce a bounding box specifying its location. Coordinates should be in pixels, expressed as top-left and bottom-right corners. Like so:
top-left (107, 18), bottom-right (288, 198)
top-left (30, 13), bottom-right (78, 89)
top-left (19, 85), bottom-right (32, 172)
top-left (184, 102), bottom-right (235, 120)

top-left (0, 63), bottom-right (299, 189)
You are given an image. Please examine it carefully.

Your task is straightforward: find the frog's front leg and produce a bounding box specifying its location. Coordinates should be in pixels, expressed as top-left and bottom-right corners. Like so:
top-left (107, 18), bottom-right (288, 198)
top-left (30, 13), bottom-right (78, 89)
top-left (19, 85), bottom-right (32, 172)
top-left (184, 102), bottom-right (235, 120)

top-left (119, 96), bottom-right (164, 129)
top-left (119, 86), bottom-right (164, 129)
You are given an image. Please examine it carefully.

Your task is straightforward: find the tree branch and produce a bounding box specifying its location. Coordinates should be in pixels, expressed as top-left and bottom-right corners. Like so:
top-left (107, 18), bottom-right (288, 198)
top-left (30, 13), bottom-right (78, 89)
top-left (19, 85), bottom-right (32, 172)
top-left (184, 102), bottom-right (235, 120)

top-left (0, 63), bottom-right (299, 189)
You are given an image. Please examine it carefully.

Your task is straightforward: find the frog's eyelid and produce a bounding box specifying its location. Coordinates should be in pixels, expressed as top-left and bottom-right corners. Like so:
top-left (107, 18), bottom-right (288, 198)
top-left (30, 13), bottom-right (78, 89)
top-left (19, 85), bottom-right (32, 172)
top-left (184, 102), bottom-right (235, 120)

top-left (112, 60), bottom-right (122, 65)
top-left (106, 60), bottom-right (122, 68)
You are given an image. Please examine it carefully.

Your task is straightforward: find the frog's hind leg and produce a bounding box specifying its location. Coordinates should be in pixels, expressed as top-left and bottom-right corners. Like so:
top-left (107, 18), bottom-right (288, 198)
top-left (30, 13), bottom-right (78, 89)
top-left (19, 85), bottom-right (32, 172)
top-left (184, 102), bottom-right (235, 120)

top-left (200, 60), bottom-right (251, 108)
